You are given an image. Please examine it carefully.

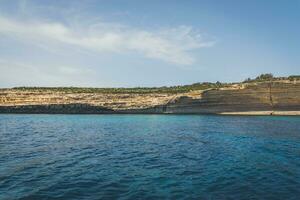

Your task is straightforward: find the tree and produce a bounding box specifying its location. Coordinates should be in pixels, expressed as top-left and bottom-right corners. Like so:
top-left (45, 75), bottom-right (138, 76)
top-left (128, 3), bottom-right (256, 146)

top-left (244, 78), bottom-right (251, 82)
top-left (255, 73), bottom-right (274, 80)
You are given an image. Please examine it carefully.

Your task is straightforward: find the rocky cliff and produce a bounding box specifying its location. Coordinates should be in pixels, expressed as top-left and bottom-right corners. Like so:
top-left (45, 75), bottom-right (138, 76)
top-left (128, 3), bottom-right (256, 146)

top-left (0, 80), bottom-right (300, 115)
top-left (153, 81), bottom-right (300, 115)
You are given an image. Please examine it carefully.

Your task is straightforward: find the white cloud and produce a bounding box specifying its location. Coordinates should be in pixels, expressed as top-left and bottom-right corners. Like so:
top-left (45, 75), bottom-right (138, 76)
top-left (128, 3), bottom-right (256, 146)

top-left (0, 16), bottom-right (214, 65)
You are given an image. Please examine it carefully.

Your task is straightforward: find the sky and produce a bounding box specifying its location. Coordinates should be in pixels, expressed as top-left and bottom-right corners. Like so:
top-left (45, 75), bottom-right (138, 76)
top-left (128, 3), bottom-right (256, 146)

top-left (0, 0), bottom-right (299, 87)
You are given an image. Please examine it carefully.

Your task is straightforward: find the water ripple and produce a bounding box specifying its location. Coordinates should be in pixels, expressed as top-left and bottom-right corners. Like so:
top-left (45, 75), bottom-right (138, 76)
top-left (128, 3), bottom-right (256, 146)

top-left (0, 114), bottom-right (300, 199)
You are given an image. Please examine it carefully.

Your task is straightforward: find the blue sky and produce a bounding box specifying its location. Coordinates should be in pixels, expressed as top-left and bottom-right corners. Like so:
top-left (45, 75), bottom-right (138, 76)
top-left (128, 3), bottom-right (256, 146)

top-left (0, 0), bottom-right (299, 87)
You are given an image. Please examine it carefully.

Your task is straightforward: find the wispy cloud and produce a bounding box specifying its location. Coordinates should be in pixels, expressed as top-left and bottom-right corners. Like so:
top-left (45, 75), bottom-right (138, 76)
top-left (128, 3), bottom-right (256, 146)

top-left (0, 16), bottom-right (214, 65)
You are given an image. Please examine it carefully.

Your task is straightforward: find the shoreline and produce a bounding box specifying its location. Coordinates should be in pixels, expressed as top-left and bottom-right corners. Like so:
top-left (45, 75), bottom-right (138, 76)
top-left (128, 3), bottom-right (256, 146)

top-left (1, 80), bottom-right (300, 115)
top-left (1, 110), bottom-right (300, 116)
top-left (219, 111), bottom-right (300, 116)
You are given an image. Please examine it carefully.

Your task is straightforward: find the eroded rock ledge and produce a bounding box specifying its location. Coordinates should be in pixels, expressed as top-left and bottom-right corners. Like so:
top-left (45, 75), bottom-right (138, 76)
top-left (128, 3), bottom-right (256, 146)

top-left (1, 80), bottom-right (300, 115)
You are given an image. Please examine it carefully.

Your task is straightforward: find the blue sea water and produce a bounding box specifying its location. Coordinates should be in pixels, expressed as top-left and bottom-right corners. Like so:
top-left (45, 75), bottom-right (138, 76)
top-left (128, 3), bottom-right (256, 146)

top-left (0, 114), bottom-right (300, 200)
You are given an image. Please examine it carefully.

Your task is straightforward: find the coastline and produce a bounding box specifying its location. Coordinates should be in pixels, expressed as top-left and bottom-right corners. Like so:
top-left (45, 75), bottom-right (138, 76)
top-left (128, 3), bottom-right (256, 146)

top-left (219, 111), bottom-right (300, 116)
top-left (1, 80), bottom-right (300, 115)
top-left (0, 104), bottom-right (299, 116)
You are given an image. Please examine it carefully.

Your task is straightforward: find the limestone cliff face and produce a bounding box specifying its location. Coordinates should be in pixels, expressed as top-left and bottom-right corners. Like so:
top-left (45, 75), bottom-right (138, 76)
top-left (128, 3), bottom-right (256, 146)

top-left (0, 81), bottom-right (299, 115)
top-left (155, 81), bottom-right (300, 114)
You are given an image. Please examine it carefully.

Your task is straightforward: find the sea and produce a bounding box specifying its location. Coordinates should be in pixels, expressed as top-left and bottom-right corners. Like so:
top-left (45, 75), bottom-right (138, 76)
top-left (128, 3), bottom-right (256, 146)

top-left (0, 114), bottom-right (300, 199)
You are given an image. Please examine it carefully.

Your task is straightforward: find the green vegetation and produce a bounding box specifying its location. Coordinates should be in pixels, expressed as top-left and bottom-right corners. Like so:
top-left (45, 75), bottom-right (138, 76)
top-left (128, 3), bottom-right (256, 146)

top-left (244, 74), bottom-right (300, 83)
top-left (12, 82), bottom-right (229, 94)
top-left (255, 73), bottom-right (274, 80)
top-left (9, 74), bottom-right (300, 94)
top-left (244, 73), bottom-right (274, 82)
top-left (288, 75), bottom-right (300, 81)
